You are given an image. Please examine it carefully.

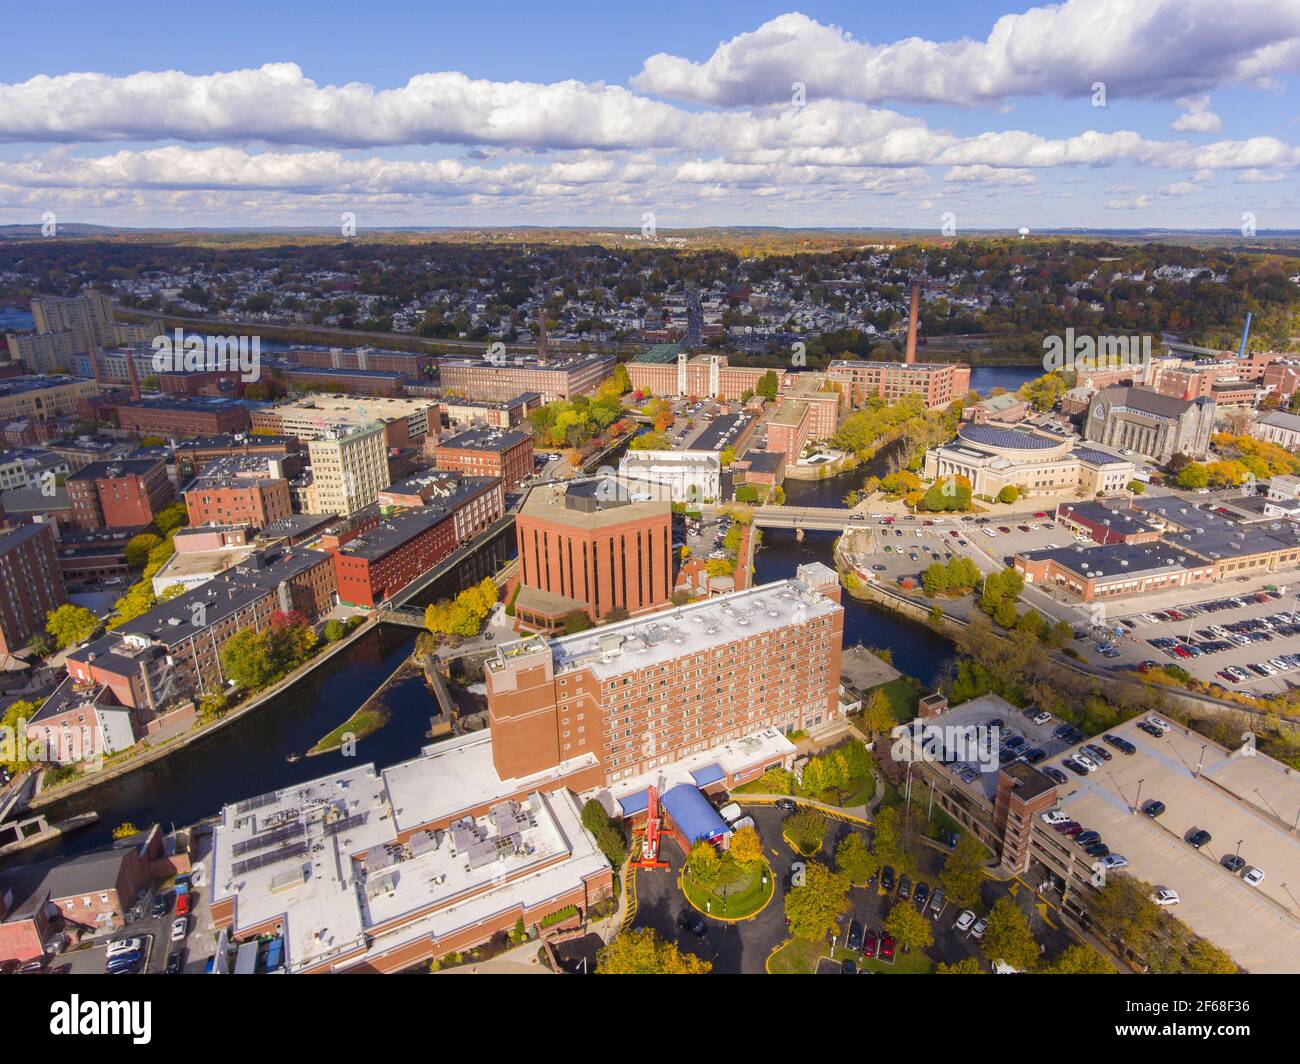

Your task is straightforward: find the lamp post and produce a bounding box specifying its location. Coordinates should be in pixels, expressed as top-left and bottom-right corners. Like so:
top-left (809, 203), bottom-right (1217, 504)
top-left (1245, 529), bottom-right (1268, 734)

top-left (1133, 778), bottom-right (1144, 815)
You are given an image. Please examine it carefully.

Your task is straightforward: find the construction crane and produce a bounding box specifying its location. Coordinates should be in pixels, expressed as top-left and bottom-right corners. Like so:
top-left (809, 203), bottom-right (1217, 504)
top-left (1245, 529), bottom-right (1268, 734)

top-left (634, 785), bottom-right (671, 870)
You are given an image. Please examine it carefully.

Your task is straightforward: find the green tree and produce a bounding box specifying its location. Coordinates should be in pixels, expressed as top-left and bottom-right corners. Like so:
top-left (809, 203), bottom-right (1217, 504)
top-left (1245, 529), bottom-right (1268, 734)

top-left (1186, 938), bottom-right (1237, 974)
top-left (323, 619), bottom-right (346, 642)
top-left (859, 687), bottom-right (896, 736)
top-left (124, 532), bottom-right (162, 569)
top-left (884, 901), bottom-right (934, 952)
top-left (728, 825), bottom-right (764, 869)
top-left (834, 832), bottom-right (880, 884)
top-left (0, 699), bottom-right (38, 773)
top-left (686, 840), bottom-right (723, 887)
top-left (982, 896), bottom-right (1039, 971)
top-left (756, 369), bottom-right (780, 401)
top-left (784, 860), bottom-right (850, 941)
top-left (1174, 463), bottom-right (1209, 490)
top-left (44, 604), bottom-right (99, 650)
top-left (154, 500), bottom-right (189, 535)
top-left (597, 929), bottom-right (711, 974)
top-left (937, 956), bottom-right (984, 974)
top-left (220, 628), bottom-right (275, 690)
top-left (939, 831), bottom-right (988, 908)
top-left (784, 809), bottom-right (827, 853)
top-left (996, 484), bottom-right (1021, 504)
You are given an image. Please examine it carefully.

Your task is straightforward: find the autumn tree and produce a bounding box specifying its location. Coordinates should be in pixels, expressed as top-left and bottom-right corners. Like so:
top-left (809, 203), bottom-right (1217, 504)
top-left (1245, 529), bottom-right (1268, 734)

top-left (727, 825), bottom-right (763, 869)
top-left (783, 860), bottom-right (849, 941)
top-left (884, 901), bottom-right (934, 953)
top-left (834, 832), bottom-right (880, 885)
top-left (982, 896), bottom-right (1039, 972)
top-left (597, 929), bottom-right (711, 974)
top-left (939, 830), bottom-right (989, 908)
top-left (1042, 944), bottom-right (1113, 974)
top-left (45, 604), bottom-right (99, 650)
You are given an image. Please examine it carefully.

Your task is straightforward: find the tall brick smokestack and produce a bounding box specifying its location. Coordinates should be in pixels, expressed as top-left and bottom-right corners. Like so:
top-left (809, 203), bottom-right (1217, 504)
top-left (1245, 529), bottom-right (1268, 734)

top-left (125, 351), bottom-right (142, 401)
top-left (905, 280), bottom-right (920, 365)
top-left (537, 307), bottom-right (548, 364)
top-left (88, 346), bottom-right (105, 385)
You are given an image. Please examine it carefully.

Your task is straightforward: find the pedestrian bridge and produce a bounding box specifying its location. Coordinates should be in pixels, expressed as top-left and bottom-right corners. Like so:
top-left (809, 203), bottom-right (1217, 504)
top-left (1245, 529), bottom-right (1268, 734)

top-left (752, 505), bottom-right (867, 531)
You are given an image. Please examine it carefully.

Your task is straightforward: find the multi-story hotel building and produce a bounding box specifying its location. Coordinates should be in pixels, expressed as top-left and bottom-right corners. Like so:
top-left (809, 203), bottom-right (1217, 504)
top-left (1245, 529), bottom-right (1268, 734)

top-left (304, 423), bottom-right (389, 517)
top-left (30, 291), bottom-right (117, 351)
top-left (431, 427), bottom-right (533, 492)
top-left (436, 352), bottom-right (615, 403)
top-left (826, 359), bottom-right (971, 408)
top-left (488, 563), bottom-right (844, 785)
top-left (513, 478), bottom-right (673, 631)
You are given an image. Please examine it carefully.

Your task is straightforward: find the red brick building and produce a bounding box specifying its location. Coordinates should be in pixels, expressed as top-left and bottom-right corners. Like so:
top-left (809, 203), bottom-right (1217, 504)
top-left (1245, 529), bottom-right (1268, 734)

top-left (66, 457), bottom-right (175, 531)
top-left (326, 475), bottom-right (503, 607)
top-left (113, 398), bottom-right (251, 437)
top-left (486, 562), bottom-right (844, 783)
top-left (184, 475), bottom-right (292, 530)
top-left (432, 427), bottom-right (533, 491)
top-left (0, 521), bottom-right (67, 655)
top-left (513, 478), bottom-right (672, 632)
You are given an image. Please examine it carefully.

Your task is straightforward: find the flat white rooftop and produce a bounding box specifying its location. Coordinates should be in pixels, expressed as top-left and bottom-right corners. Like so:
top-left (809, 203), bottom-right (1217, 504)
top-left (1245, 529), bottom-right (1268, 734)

top-left (505, 575), bottom-right (840, 682)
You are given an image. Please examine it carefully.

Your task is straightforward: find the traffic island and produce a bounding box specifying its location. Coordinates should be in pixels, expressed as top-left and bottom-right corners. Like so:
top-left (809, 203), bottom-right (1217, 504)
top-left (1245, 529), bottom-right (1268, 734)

top-left (680, 857), bottom-right (775, 922)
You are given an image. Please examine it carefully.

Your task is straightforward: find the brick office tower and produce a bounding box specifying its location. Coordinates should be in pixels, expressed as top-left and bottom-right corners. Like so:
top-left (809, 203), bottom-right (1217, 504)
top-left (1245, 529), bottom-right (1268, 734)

top-left (513, 477), bottom-right (672, 631)
top-left (993, 762), bottom-right (1058, 873)
top-left (66, 458), bottom-right (175, 531)
top-left (485, 562), bottom-right (844, 785)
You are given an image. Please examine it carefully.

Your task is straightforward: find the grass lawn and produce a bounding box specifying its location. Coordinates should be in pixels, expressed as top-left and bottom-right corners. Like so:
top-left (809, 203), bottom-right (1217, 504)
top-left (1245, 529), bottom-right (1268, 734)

top-left (309, 706), bottom-right (389, 755)
top-left (768, 936), bottom-right (935, 974)
top-left (838, 774), bottom-right (876, 808)
top-left (860, 949), bottom-right (935, 974)
top-left (682, 859), bottom-right (774, 920)
top-left (872, 678), bottom-right (921, 722)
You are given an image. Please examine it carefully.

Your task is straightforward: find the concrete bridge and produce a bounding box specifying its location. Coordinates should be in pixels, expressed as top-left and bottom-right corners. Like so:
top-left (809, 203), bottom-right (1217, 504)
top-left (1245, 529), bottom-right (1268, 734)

top-left (752, 505), bottom-right (867, 534)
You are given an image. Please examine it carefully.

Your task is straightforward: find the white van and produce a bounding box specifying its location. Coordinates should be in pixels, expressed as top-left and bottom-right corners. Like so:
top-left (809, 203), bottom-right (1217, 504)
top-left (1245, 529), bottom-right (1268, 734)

top-left (717, 802), bottom-right (743, 824)
top-left (728, 816), bottom-right (756, 834)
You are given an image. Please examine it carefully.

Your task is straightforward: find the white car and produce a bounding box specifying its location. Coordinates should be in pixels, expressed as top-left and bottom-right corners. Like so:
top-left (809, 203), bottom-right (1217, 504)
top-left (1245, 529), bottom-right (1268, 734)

top-left (1152, 887), bottom-right (1180, 906)
top-left (170, 917), bottom-right (188, 942)
top-left (1099, 854), bottom-right (1129, 869)
top-left (1032, 711), bottom-right (1052, 726)
top-left (107, 937), bottom-right (144, 958)
top-left (970, 917), bottom-right (988, 940)
top-left (1145, 716), bottom-right (1172, 733)
top-left (1074, 752), bottom-right (1099, 772)
top-left (954, 909), bottom-right (976, 932)
top-left (1242, 866), bottom-right (1266, 886)
top-left (1041, 810), bottom-right (1071, 826)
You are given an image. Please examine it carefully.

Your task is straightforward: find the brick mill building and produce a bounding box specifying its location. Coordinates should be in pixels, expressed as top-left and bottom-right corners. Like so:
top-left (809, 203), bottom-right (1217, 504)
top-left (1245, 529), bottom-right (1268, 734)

top-left (432, 427), bottom-right (533, 492)
top-left (66, 457), bottom-right (175, 531)
top-left (513, 477), bottom-right (673, 632)
top-left (0, 521), bottom-right (67, 656)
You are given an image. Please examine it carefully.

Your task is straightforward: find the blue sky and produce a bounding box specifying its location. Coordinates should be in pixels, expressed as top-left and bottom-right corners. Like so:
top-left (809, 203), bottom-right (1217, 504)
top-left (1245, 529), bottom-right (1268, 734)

top-left (0, 0), bottom-right (1297, 229)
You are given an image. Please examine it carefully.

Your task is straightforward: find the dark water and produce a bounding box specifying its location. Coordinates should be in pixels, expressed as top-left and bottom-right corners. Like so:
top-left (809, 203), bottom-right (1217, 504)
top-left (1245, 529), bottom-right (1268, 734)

top-left (751, 528), bottom-right (953, 687)
top-left (0, 307), bottom-right (34, 331)
top-left (18, 525), bottom-right (515, 862)
top-left (969, 365), bottom-right (1038, 395)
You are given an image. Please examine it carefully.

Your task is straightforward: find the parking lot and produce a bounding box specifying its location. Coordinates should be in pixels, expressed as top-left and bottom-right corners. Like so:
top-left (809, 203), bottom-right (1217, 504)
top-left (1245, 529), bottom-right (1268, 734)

top-left (1041, 715), bottom-right (1300, 973)
top-left (856, 506), bottom-right (1300, 698)
top-left (681, 510), bottom-right (738, 564)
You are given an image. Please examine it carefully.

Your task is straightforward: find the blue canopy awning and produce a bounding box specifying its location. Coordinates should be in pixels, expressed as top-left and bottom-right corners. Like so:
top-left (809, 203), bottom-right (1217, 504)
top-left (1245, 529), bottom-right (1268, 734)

top-left (618, 789), bottom-right (650, 818)
top-left (689, 763), bottom-right (726, 787)
top-left (661, 784), bottom-right (730, 843)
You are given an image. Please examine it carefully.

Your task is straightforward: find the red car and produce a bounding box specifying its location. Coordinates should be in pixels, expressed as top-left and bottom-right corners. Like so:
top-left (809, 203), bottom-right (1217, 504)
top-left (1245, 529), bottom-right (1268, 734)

top-left (879, 934), bottom-right (896, 961)
top-left (1172, 645), bottom-right (1192, 658)
top-left (949, 530), bottom-right (961, 537)
top-left (862, 929), bottom-right (878, 958)
top-left (1033, 511), bottom-right (1048, 518)
top-left (997, 526), bottom-right (1011, 534)
top-left (175, 891), bottom-right (192, 916)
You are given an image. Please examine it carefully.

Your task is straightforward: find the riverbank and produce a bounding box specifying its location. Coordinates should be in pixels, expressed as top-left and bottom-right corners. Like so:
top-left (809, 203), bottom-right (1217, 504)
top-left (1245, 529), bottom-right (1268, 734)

top-left (27, 617), bottom-right (379, 810)
top-left (308, 654), bottom-right (421, 755)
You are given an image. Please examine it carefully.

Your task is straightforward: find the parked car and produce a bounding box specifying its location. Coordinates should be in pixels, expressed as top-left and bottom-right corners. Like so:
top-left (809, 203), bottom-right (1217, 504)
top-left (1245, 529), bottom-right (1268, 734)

top-left (1242, 866), bottom-right (1265, 886)
top-left (1084, 843), bottom-right (1111, 858)
top-left (862, 928), bottom-right (878, 958)
top-left (1099, 854), bottom-right (1128, 869)
top-left (1040, 810), bottom-right (1072, 825)
top-left (914, 882), bottom-right (930, 909)
top-left (954, 909), bottom-right (976, 932)
top-left (1136, 722), bottom-right (1164, 739)
top-left (171, 917), bottom-right (188, 942)
top-left (165, 950), bottom-right (184, 975)
top-left (841, 959), bottom-right (858, 975)
top-left (1042, 767), bottom-right (1070, 785)
top-left (1141, 799), bottom-right (1166, 818)
top-left (1103, 733), bottom-right (1136, 754)
top-left (846, 920), bottom-right (863, 953)
top-left (677, 911), bottom-right (708, 938)
top-left (970, 918), bottom-right (988, 940)
top-left (1221, 854), bottom-right (1246, 873)
top-left (1186, 828), bottom-right (1213, 849)
top-left (1152, 888), bottom-right (1180, 906)
top-left (107, 937), bottom-right (144, 958)
top-left (774, 797), bottom-right (798, 813)
top-left (1074, 831), bottom-right (1102, 847)
top-left (897, 874), bottom-right (912, 900)
top-left (150, 893), bottom-right (171, 918)
top-left (881, 866), bottom-right (895, 892)
top-left (879, 934), bottom-right (896, 961)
